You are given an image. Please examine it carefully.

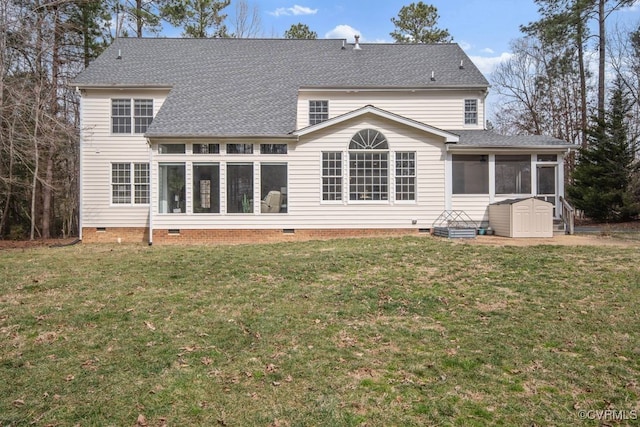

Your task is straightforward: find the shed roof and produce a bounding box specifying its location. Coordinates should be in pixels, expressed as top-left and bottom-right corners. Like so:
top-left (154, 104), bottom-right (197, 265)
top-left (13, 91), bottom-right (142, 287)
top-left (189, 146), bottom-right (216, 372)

top-left (490, 197), bottom-right (553, 205)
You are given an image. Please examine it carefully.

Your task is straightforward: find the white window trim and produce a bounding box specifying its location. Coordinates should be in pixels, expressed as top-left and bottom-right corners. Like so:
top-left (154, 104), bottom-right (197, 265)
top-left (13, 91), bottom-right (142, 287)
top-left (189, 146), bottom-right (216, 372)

top-left (192, 162), bottom-right (221, 215)
top-left (110, 98), bottom-right (154, 135)
top-left (393, 151), bottom-right (417, 204)
top-left (320, 151), bottom-right (344, 204)
top-left (463, 99), bottom-right (479, 127)
top-left (110, 162), bottom-right (150, 206)
top-left (309, 100), bottom-right (329, 126)
top-left (321, 150), bottom-right (419, 205)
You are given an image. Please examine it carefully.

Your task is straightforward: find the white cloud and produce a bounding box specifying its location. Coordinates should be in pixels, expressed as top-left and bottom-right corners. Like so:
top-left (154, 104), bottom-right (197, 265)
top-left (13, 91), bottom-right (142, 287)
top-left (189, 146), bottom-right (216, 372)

top-left (269, 4), bottom-right (318, 17)
top-left (458, 41), bottom-right (472, 51)
top-left (469, 52), bottom-right (513, 76)
top-left (481, 47), bottom-right (495, 54)
top-left (325, 24), bottom-right (362, 41)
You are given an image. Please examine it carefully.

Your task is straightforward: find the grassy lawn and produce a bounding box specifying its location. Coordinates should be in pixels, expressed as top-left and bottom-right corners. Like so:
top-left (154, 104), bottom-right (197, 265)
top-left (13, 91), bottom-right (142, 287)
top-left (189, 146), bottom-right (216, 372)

top-left (1, 237), bottom-right (639, 426)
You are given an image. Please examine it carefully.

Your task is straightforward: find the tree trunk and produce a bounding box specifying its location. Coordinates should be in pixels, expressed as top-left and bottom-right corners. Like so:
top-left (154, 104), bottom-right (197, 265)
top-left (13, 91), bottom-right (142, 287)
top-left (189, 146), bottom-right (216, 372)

top-left (576, 10), bottom-right (588, 148)
top-left (597, 0), bottom-right (606, 121)
top-left (136, 0), bottom-right (143, 37)
top-left (40, 5), bottom-right (61, 239)
top-left (30, 93), bottom-right (40, 241)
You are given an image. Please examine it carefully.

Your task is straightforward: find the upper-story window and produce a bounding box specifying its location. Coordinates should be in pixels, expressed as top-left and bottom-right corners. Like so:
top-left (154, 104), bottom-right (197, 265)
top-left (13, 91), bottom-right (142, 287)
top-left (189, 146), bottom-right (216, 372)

top-left (464, 99), bottom-right (478, 125)
top-left (309, 100), bottom-right (328, 125)
top-left (111, 99), bottom-right (153, 134)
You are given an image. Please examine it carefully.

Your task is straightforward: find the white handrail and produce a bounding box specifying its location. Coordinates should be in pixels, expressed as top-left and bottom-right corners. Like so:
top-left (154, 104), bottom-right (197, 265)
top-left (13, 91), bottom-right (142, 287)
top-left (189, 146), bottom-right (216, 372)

top-left (559, 196), bottom-right (575, 235)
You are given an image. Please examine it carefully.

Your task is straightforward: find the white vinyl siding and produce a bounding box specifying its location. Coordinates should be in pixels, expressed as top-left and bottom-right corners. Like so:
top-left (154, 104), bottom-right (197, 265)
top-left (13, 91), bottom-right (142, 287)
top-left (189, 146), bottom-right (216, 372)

top-left (451, 194), bottom-right (492, 224)
top-left (149, 115), bottom-right (446, 230)
top-left (80, 89), bottom-right (168, 228)
top-left (297, 90), bottom-right (485, 130)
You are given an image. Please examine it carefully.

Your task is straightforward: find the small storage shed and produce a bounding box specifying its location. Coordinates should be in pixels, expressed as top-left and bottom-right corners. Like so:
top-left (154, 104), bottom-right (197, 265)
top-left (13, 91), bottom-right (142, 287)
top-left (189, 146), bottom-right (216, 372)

top-left (489, 198), bottom-right (553, 238)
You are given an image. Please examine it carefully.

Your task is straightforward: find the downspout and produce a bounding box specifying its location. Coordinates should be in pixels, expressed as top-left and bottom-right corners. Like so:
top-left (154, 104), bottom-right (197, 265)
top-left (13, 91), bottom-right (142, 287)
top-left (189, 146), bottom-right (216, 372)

top-left (76, 87), bottom-right (83, 241)
top-left (147, 138), bottom-right (153, 245)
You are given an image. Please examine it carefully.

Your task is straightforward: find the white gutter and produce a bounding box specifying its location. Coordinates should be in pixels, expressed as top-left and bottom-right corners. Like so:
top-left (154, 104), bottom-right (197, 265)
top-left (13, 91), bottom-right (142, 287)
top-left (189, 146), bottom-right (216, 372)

top-left (148, 139), bottom-right (153, 246)
top-left (446, 144), bottom-right (574, 152)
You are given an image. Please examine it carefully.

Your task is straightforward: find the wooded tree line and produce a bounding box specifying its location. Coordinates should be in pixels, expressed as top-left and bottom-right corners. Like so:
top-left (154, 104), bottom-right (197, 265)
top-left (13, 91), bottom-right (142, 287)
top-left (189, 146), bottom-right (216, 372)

top-left (492, 0), bottom-right (640, 220)
top-left (0, 1), bottom-right (638, 240)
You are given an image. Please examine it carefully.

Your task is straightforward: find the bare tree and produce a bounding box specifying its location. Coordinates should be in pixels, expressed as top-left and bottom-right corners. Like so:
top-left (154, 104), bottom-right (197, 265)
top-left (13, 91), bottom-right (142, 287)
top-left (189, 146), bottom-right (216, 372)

top-left (492, 37), bottom-right (585, 145)
top-left (231, 0), bottom-right (261, 38)
top-left (609, 23), bottom-right (640, 145)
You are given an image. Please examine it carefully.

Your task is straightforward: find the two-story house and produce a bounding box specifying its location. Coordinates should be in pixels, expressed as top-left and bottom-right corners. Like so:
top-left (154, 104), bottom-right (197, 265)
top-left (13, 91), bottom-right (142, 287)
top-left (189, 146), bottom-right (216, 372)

top-left (73, 38), bottom-right (572, 244)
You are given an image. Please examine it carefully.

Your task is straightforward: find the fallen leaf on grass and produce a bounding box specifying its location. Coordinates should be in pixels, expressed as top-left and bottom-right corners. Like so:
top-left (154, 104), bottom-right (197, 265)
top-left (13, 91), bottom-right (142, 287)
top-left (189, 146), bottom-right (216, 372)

top-left (65, 374), bottom-right (74, 382)
top-left (12, 399), bottom-right (25, 407)
top-left (201, 357), bottom-right (213, 366)
top-left (144, 322), bottom-right (156, 331)
top-left (136, 414), bottom-right (148, 426)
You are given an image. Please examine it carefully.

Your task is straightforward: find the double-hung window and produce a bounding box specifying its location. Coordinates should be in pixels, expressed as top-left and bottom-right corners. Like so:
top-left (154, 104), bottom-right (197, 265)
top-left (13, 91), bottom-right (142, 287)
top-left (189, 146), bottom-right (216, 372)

top-left (322, 152), bottom-right (342, 201)
top-left (111, 99), bottom-right (153, 134)
top-left (134, 99), bottom-right (153, 133)
top-left (395, 152), bottom-right (416, 201)
top-left (309, 100), bottom-right (328, 125)
top-left (464, 99), bottom-right (478, 125)
top-left (112, 163), bottom-right (149, 204)
top-left (111, 99), bottom-right (131, 134)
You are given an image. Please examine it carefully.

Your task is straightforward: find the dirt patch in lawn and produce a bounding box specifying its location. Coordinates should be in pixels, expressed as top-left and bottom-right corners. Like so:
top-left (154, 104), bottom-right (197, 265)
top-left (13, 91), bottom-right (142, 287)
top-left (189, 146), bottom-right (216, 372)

top-left (0, 238), bottom-right (79, 250)
top-left (461, 233), bottom-right (640, 248)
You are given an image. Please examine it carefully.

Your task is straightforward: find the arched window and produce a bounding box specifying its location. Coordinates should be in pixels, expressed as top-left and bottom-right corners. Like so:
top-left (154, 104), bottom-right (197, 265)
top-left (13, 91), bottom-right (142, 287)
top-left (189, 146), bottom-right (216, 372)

top-left (349, 129), bottom-right (389, 201)
top-left (349, 129), bottom-right (389, 150)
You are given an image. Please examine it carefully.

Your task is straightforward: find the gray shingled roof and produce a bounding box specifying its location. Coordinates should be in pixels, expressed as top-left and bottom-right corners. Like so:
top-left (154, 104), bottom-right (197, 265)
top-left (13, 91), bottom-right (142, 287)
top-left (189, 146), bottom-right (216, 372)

top-left (452, 130), bottom-right (572, 147)
top-left (73, 38), bottom-right (489, 137)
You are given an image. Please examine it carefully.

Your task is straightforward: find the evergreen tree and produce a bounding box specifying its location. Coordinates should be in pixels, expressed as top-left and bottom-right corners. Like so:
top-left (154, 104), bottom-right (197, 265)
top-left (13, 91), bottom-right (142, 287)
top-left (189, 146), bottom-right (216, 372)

top-left (161, 0), bottom-right (230, 38)
top-left (390, 2), bottom-right (451, 43)
top-left (284, 23), bottom-right (317, 39)
top-left (568, 78), bottom-right (639, 221)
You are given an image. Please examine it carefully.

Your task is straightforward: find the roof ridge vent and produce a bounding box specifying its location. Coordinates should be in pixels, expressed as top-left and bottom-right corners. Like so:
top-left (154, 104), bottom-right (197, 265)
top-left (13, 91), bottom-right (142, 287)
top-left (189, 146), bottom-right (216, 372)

top-left (459, 60), bottom-right (464, 69)
top-left (354, 35), bottom-right (361, 50)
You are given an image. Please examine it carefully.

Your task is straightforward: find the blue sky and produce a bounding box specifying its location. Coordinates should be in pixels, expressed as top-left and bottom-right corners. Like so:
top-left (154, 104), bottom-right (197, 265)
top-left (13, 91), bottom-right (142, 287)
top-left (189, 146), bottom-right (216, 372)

top-left (237, 0), bottom-right (640, 75)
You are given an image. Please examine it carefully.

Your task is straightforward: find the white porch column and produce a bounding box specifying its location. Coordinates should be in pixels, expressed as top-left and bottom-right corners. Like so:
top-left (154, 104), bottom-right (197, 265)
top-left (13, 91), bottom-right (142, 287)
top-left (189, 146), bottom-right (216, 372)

top-left (444, 151), bottom-right (452, 211)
